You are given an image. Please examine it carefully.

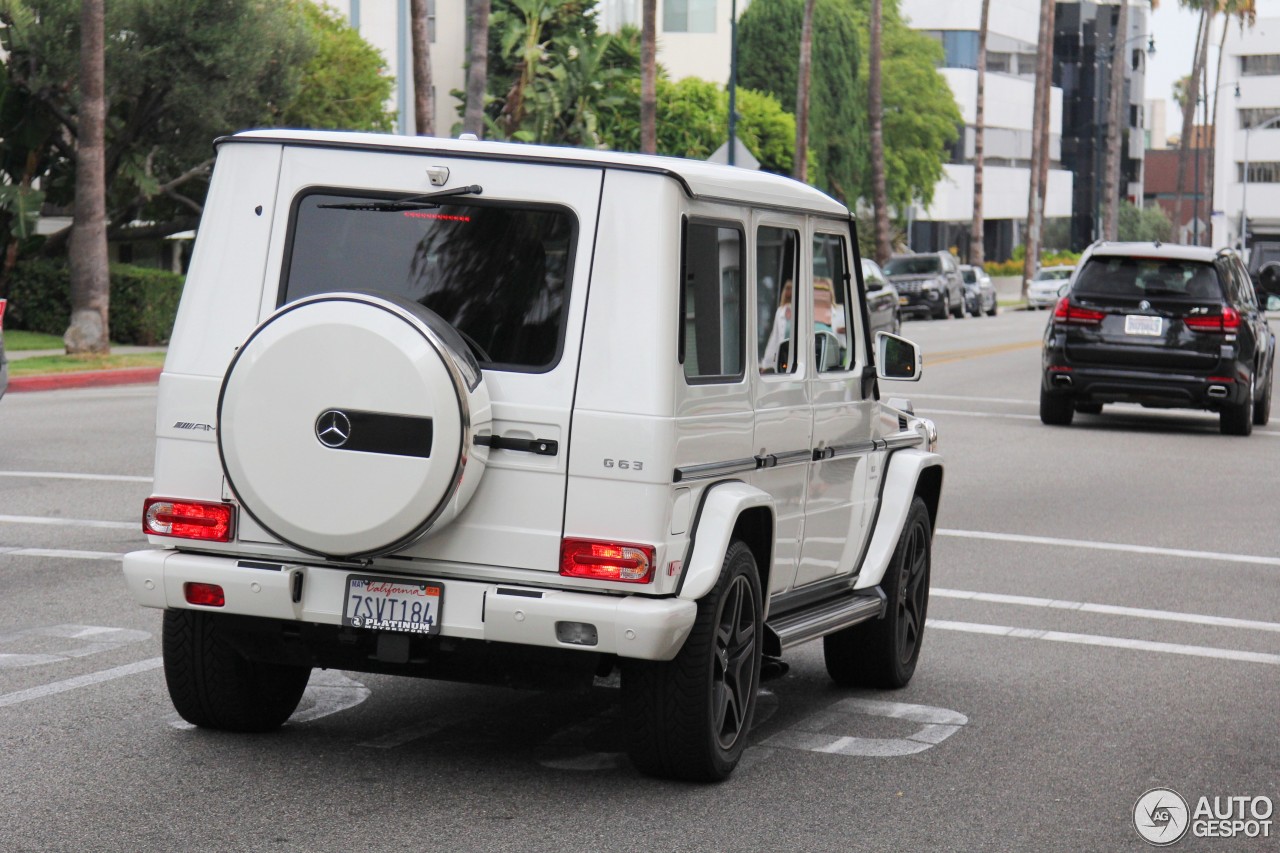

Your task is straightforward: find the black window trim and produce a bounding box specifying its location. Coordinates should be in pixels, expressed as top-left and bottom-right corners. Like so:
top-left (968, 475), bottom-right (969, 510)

top-left (812, 226), bottom-right (858, 376)
top-left (277, 185), bottom-right (580, 375)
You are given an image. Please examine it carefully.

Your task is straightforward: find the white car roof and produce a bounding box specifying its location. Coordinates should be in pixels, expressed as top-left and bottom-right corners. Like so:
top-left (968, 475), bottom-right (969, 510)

top-left (221, 129), bottom-right (849, 218)
top-left (1083, 242), bottom-right (1223, 263)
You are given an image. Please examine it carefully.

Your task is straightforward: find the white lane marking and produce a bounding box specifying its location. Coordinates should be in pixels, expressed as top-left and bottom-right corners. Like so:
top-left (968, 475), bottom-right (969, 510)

top-left (918, 408), bottom-right (1040, 421)
top-left (0, 548), bottom-right (124, 561)
top-left (0, 657), bottom-right (163, 709)
top-left (0, 514), bottom-right (136, 530)
top-left (0, 625), bottom-right (151, 668)
top-left (929, 619), bottom-right (1280, 666)
top-left (911, 393), bottom-right (1034, 405)
top-left (0, 471), bottom-right (152, 483)
top-left (937, 528), bottom-right (1280, 568)
top-left (761, 699), bottom-right (969, 758)
top-left (933, 588), bottom-right (1280, 634)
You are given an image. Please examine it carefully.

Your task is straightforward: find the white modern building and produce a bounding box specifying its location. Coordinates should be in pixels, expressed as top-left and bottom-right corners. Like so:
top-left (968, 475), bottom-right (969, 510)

top-left (899, 0), bottom-right (1073, 261)
top-left (1210, 15), bottom-right (1280, 255)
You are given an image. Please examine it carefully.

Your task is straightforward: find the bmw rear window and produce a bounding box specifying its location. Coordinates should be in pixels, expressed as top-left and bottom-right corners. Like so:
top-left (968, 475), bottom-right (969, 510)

top-left (280, 191), bottom-right (577, 372)
top-left (1073, 257), bottom-right (1224, 300)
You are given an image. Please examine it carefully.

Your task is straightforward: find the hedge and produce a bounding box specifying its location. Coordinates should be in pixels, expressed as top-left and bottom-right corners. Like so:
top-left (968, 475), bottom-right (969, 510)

top-left (5, 259), bottom-right (184, 345)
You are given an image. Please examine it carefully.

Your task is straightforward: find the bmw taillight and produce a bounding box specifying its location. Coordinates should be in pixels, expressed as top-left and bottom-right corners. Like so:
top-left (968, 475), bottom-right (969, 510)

top-left (1184, 306), bottom-right (1240, 333)
top-left (143, 497), bottom-right (235, 542)
top-left (1053, 297), bottom-right (1105, 325)
top-left (0, 297), bottom-right (7, 329)
top-left (559, 539), bottom-right (656, 583)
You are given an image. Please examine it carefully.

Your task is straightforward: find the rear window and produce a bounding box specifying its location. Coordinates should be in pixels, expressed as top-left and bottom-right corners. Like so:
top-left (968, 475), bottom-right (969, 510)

top-left (883, 256), bottom-right (939, 276)
top-left (281, 191), bottom-right (576, 372)
top-left (1073, 257), bottom-right (1223, 300)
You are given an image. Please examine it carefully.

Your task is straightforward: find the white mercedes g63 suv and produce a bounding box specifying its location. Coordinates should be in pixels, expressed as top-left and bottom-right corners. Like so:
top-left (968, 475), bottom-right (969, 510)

top-left (123, 130), bottom-right (943, 782)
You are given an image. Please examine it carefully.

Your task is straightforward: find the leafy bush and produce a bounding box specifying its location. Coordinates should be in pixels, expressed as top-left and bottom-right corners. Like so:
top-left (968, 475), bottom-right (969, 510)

top-left (5, 259), bottom-right (183, 345)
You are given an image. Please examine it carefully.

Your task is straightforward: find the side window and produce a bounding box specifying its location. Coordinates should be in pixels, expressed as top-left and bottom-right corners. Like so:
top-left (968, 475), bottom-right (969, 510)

top-left (1234, 259), bottom-right (1258, 309)
top-left (681, 220), bottom-right (744, 382)
top-left (757, 226), bottom-right (801, 374)
top-left (812, 232), bottom-right (855, 373)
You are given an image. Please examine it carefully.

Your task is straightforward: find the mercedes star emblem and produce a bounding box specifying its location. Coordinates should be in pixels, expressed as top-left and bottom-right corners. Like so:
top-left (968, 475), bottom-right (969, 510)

top-left (316, 410), bottom-right (352, 448)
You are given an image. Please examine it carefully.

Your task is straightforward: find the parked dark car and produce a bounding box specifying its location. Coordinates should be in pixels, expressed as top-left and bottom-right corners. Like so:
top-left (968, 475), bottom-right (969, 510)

top-left (1040, 242), bottom-right (1279, 436)
top-left (860, 258), bottom-right (902, 336)
top-left (883, 251), bottom-right (966, 320)
top-left (959, 264), bottom-right (998, 316)
top-left (0, 297), bottom-right (8, 401)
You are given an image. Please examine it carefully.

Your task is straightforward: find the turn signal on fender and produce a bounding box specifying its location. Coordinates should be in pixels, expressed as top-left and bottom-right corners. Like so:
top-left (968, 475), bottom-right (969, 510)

top-left (559, 539), bottom-right (655, 583)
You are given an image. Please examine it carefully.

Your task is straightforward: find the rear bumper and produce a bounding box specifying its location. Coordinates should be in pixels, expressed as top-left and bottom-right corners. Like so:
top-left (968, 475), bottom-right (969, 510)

top-left (123, 549), bottom-right (697, 661)
top-left (898, 290), bottom-right (943, 317)
top-left (1041, 357), bottom-right (1249, 409)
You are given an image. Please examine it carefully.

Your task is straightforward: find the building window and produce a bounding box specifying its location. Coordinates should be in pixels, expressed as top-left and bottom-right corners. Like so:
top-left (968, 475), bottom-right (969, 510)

top-left (1239, 108), bottom-right (1280, 130)
top-left (664, 0), bottom-right (716, 33)
top-left (1240, 54), bottom-right (1280, 76)
top-left (1238, 162), bottom-right (1280, 183)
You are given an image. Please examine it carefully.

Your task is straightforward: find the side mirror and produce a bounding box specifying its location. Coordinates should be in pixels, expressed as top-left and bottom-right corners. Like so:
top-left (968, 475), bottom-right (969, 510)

top-left (875, 331), bottom-right (922, 382)
top-left (815, 330), bottom-right (844, 371)
top-left (1058, 282), bottom-right (1071, 297)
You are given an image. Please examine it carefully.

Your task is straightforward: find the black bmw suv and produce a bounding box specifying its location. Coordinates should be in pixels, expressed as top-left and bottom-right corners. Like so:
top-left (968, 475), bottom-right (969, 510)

top-left (1040, 242), bottom-right (1278, 436)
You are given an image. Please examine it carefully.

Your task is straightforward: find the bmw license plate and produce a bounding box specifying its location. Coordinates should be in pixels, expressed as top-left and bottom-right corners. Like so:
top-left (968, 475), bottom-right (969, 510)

top-left (898, 296), bottom-right (909, 305)
top-left (1124, 315), bottom-right (1162, 336)
top-left (343, 575), bottom-right (442, 634)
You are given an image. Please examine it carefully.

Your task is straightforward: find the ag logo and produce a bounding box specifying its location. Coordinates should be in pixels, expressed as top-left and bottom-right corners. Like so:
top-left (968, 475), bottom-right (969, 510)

top-left (315, 410), bottom-right (352, 448)
top-left (1134, 787), bottom-right (1190, 846)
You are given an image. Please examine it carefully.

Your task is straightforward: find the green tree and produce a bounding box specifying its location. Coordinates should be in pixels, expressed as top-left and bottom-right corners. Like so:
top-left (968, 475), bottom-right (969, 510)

top-left (279, 2), bottom-right (396, 133)
top-left (1118, 201), bottom-right (1173, 243)
top-left (737, 0), bottom-right (861, 199)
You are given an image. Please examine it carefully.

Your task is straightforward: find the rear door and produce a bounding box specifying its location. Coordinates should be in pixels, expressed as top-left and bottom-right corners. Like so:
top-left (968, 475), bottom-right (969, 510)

top-left (245, 146), bottom-right (604, 573)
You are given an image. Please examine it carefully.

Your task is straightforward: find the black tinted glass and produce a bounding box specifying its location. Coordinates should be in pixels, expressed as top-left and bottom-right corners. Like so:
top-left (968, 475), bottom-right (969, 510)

top-left (1074, 257), bottom-right (1223, 300)
top-left (283, 193), bottom-right (575, 371)
top-left (883, 256), bottom-right (940, 275)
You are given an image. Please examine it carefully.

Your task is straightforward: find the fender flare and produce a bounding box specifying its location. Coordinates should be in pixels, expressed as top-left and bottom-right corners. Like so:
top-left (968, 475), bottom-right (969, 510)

top-left (677, 481), bottom-right (774, 602)
top-left (853, 448), bottom-right (943, 590)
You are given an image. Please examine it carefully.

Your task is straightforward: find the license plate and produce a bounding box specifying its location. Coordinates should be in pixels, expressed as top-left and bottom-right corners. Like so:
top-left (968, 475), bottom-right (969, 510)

top-left (1124, 315), bottom-right (1163, 336)
top-left (343, 575), bottom-right (442, 634)
top-left (898, 296), bottom-right (909, 305)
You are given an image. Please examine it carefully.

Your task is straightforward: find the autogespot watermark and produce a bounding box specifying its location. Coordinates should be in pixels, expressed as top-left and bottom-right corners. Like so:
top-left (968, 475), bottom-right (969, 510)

top-left (1134, 787), bottom-right (1275, 846)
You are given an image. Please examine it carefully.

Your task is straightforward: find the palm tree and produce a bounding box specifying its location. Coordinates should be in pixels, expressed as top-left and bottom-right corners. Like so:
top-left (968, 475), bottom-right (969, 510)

top-left (641, 0), bottom-right (657, 154)
top-left (869, 0), bottom-right (890, 263)
top-left (66, 0), bottom-right (109, 354)
top-left (970, 0), bottom-right (991, 266)
top-left (1101, 0), bottom-right (1131, 242)
top-left (794, 0), bottom-right (817, 181)
top-left (464, 0), bottom-right (491, 137)
top-left (1022, 0), bottom-right (1055, 297)
top-left (410, 0), bottom-right (434, 135)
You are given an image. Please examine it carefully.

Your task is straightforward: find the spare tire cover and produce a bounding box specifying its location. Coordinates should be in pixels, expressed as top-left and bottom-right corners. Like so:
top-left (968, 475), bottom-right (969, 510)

top-left (218, 292), bottom-right (491, 559)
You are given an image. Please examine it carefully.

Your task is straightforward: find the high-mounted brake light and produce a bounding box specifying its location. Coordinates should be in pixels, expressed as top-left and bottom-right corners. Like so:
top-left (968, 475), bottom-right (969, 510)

top-left (559, 538), bottom-right (656, 583)
top-left (1184, 306), bottom-right (1240, 333)
top-left (1053, 297), bottom-right (1105, 324)
top-left (143, 497), bottom-right (235, 542)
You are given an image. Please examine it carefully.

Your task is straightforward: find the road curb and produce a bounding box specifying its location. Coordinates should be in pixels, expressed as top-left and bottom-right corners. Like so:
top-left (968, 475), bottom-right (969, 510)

top-left (8, 367), bottom-right (162, 393)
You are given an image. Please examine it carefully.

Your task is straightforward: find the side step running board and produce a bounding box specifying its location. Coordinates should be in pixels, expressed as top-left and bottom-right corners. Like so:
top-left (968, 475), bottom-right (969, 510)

top-left (766, 588), bottom-right (887, 653)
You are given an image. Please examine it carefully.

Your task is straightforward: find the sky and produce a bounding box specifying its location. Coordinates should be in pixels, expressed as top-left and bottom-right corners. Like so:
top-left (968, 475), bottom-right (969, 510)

top-left (1146, 0), bottom-right (1280, 130)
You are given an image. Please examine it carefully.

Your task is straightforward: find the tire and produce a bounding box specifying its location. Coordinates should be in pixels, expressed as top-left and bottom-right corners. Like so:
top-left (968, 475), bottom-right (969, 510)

top-left (986, 299), bottom-right (999, 317)
top-left (1039, 387), bottom-right (1075, 426)
top-left (951, 291), bottom-right (965, 318)
top-left (1253, 367), bottom-right (1272, 427)
top-left (935, 293), bottom-right (950, 320)
top-left (1220, 379), bottom-right (1254, 436)
top-left (621, 541), bottom-right (763, 782)
top-left (1075, 402), bottom-right (1103, 415)
top-left (823, 497), bottom-right (931, 689)
top-left (163, 609), bottom-right (311, 733)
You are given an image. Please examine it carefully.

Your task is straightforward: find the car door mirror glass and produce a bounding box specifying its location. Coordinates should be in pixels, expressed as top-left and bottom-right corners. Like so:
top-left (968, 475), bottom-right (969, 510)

top-left (876, 332), bottom-right (922, 381)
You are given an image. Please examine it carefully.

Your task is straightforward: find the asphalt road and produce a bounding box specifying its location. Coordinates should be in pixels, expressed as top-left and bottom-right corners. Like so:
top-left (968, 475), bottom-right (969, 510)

top-left (1, 311), bottom-right (1277, 852)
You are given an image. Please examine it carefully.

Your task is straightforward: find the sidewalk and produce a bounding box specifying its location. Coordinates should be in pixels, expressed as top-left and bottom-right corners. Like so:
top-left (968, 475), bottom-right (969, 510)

top-left (4, 345), bottom-right (166, 393)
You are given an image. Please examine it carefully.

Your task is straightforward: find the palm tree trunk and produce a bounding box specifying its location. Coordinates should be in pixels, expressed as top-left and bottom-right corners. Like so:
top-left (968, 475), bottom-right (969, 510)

top-left (1102, 0), bottom-right (1131, 242)
top-left (464, 0), bottom-right (490, 137)
top-left (1174, 7), bottom-right (1210, 239)
top-left (1022, 0), bottom-right (1054, 297)
top-left (65, 0), bottom-right (109, 355)
top-left (794, 0), bottom-right (817, 182)
top-left (410, 0), bottom-right (435, 136)
top-left (971, 0), bottom-right (990, 266)
top-left (641, 0), bottom-right (657, 154)
top-left (870, 0), bottom-right (890, 263)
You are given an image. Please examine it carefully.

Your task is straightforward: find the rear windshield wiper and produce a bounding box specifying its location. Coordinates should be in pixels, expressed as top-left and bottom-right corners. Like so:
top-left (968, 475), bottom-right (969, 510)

top-left (317, 184), bottom-right (483, 212)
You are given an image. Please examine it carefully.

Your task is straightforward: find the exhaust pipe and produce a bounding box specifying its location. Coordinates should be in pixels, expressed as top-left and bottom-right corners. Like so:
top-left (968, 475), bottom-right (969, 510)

top-left (1052, 374), bottom-right (1073, 388)
top-left (1207, 385), bottom-right (1229, 399)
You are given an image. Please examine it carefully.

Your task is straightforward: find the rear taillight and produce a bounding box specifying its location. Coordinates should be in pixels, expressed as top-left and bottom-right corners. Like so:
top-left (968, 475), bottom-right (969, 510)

top-left (0, 297), bottom-right (7, 329)
top-left (559, 538), bottom-right (656, 583)
top-left (1184, 306), bottom-right (1240, 333)
top-left (143, 497), bottom-right (235, 542)
top-left (1053, 297), bottom-right (1105, 325)
top-left (184, 582), bottom-right (225, 607)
